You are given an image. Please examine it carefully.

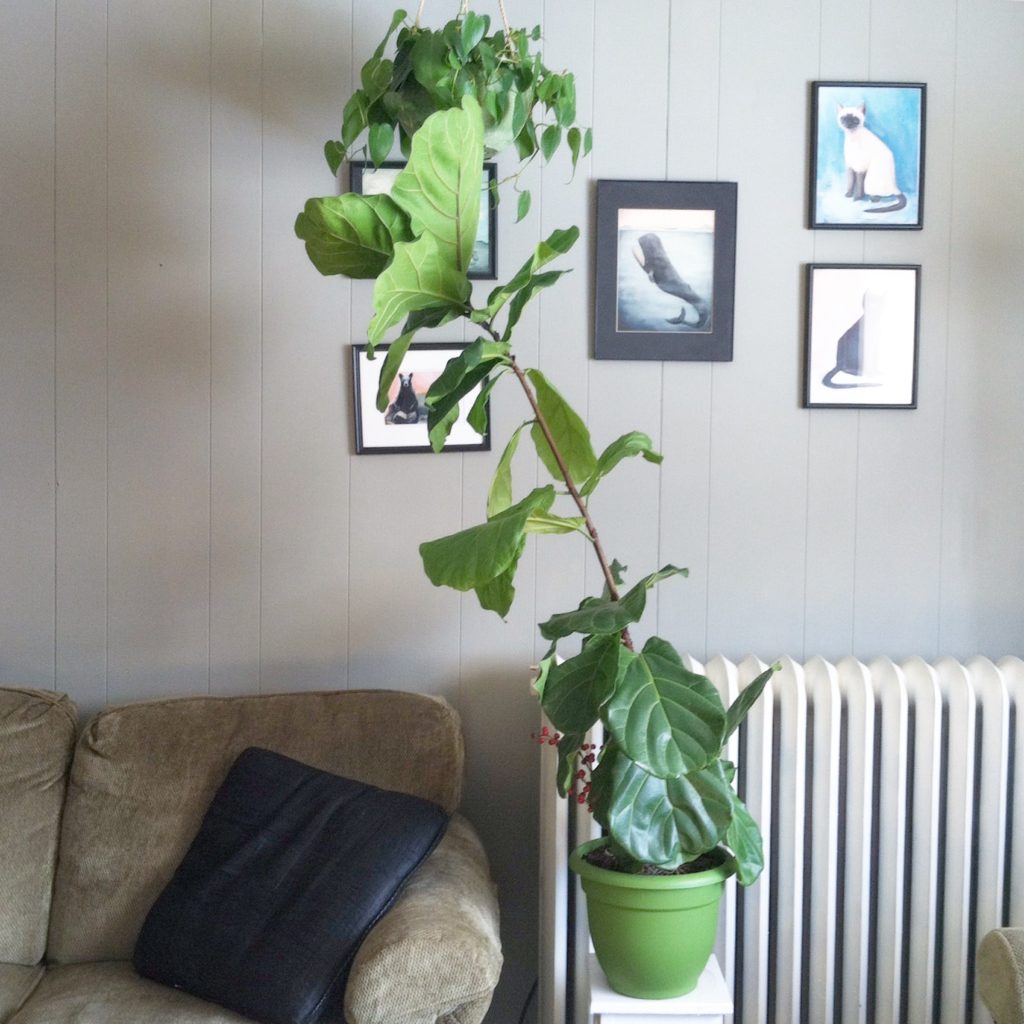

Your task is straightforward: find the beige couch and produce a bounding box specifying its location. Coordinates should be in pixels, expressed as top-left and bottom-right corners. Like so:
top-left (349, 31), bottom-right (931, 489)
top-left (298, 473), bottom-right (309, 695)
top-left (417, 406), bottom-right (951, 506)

top-left (979, 928), bottom-right (1024, 1024)
top-left (0, 686), bottom-right (502, 1024)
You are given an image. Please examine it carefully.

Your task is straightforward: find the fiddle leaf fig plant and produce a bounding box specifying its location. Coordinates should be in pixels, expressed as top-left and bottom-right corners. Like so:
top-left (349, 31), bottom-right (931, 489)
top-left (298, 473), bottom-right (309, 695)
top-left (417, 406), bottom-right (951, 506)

top-left (297, 6), bottom-right (776, 882)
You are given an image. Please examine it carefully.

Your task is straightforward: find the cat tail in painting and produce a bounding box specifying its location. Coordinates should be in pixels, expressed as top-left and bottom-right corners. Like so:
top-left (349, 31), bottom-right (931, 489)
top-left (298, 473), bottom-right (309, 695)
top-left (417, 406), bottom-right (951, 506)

top-left (865, 192), bottom-right (907, 214)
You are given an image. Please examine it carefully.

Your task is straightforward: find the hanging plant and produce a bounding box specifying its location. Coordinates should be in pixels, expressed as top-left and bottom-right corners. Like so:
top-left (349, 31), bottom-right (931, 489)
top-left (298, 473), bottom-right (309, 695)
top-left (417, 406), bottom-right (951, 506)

top-left (322, 5), bottom-right (590, 222)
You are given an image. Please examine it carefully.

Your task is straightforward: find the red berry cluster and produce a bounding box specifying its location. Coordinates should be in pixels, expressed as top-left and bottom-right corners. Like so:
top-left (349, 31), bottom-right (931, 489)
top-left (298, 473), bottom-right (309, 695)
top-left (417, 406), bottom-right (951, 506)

top-left (574, 742), bottom-right (600, 810)
top-left (533, 725), bottom-right (562, 746)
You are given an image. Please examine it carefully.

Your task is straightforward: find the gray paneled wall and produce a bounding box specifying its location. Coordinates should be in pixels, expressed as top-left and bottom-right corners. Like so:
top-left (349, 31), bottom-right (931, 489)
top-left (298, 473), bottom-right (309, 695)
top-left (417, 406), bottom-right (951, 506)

top-left (2, 2), bottom-right (1022, 1021)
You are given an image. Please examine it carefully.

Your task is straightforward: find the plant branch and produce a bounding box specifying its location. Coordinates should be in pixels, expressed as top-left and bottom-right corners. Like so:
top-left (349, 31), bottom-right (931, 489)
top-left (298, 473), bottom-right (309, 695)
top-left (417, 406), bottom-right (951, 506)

top-left (499, 351), bottom-right (634, 651)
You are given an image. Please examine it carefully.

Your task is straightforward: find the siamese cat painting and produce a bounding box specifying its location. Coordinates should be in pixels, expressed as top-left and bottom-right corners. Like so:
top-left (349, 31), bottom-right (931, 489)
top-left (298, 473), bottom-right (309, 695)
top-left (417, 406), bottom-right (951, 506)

top-left (810, 82), bottom-right (925, 229)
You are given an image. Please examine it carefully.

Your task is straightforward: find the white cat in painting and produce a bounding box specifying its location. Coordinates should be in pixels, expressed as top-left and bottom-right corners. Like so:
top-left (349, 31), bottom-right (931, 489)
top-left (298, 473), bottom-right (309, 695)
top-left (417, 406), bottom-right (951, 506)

top-left (836, 103), bottom-right (907, 213)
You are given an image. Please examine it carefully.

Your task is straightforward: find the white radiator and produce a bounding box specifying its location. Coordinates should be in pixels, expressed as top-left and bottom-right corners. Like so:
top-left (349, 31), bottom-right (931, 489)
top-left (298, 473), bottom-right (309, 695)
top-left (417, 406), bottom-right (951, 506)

top-left (539, 655), bottom-right (1024, 1024)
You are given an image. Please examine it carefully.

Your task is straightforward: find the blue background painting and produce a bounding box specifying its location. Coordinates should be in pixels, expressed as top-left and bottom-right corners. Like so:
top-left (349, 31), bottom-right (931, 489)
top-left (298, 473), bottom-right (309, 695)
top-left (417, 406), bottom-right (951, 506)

top-left (813, 84), bottom-right (923, 226)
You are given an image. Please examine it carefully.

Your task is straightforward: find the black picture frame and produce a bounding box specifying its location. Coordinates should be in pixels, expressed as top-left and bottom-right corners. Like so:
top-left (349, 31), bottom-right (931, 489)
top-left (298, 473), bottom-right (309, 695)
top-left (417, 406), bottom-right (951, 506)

top-left (594, 180), bottom-right (737, 361)
top-left (803, 264), bottom-right (921, 409)
top-left (351, 343), bottom-right (491, 454)
top-left (809, 81), bottom-right (926, 230)
top-left (349, 160), bottom-right (497, 279)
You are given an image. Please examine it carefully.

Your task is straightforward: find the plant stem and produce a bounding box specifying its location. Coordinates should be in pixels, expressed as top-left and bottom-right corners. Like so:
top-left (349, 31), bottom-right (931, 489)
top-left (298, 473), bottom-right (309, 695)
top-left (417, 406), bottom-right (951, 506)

top-left (505, 357), bottom-right (634, 651)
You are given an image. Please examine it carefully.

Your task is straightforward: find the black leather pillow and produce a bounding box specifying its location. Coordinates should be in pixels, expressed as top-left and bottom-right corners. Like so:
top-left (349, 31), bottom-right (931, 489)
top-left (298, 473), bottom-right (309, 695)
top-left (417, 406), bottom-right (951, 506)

top-left (133, 747), bottom-right (449, 1024)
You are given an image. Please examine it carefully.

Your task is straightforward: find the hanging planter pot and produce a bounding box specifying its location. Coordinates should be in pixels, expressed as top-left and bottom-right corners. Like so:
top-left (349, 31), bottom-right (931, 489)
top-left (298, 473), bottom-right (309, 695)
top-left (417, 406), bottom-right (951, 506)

top-left (569, 838), bottom-right (736, 999)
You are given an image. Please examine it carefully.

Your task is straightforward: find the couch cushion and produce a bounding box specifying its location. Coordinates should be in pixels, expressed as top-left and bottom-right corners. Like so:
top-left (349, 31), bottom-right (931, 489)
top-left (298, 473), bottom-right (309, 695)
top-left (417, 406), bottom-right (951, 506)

top-left (6, 962), bottom-right (253, 1024)
top-left (0, 964), bottom-right (43, 1022)
top-left (134, 747), bottom-right (448, 1024)
top-left (345, 815), bottom-right (501, 1024)
top-left (48, 690), bottom-right (463, 963)
top-left (0, 688), bottom-right (77, 964)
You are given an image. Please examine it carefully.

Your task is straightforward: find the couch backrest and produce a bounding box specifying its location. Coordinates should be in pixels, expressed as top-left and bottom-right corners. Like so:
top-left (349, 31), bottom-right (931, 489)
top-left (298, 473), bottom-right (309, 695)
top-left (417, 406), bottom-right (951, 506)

top-left (46, 689), bottom-right (464, 964)
top-left (0, 688), bottom-right (77, 965)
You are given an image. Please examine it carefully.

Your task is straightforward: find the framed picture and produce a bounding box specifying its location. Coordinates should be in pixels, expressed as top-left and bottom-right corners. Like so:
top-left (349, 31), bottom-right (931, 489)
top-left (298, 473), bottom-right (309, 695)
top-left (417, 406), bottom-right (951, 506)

top-left (809, 81), bottom-right (926, 229)
top-left (349, 160), bottom-right (497, 279)
top-left (803, 264), bottom-right (921, 409)
top-left (594, 180), bottom-right (737, 361)
top-left (351, 343), bottom-right (491, 454)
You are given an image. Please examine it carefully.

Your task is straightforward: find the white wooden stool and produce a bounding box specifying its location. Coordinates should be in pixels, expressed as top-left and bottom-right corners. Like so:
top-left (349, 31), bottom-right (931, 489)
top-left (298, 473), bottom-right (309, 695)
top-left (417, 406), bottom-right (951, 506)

top-left (587, 953), bottom-right (733, 1024)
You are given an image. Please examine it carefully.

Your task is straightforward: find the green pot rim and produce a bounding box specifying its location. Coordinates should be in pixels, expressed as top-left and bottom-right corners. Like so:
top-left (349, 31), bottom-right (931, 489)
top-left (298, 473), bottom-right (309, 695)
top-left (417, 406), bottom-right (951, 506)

top-left (569, 837), bottom-right (737, 890)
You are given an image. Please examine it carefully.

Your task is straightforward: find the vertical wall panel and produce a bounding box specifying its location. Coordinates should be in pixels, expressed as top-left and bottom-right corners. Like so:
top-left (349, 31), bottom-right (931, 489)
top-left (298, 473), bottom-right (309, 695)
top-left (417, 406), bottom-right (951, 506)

top-left (260, 0), bottom-right (351, 691)
top-left (0, 2), bottom-right (56, 687)
top-left (106, 0), bottom-right (212, 701)
top-left (589, 0), bottom-right (670, 644)
top-left (55, 2), bottom-right (108, 711)
top-left (706, 1), bottom-right (818, 659)
top-left (657, 0), bottom-right (721, 655)
top-left (209, 0), bottom-right (264, 694)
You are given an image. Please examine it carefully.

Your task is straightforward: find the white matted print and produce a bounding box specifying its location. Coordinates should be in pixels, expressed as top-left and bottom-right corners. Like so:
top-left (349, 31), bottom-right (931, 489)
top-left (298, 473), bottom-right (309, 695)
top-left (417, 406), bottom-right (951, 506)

top-left (804, 264), bottom-right (920, 409)
top-left (352, 343), bottom-right (491, 454)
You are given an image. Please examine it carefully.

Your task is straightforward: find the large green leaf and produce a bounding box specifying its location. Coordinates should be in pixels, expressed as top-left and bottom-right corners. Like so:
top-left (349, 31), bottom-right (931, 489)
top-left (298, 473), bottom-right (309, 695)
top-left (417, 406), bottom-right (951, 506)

top-left (593, 746), bottom-right (734, 868)
top-left (580, 431), bottom-right (663, 497)
top-left (725, 789), bottom-right (764, 885)
top-left (474, 535), bottom-right (525, 617)
top-left (368, 233), bottom-right (470, 343)
top-left (555, 731), bottom-right (586, 798)
top-left (540, 635), bottom-right (622, 734)
top-left (390, 96), bottom-right (484, 273)
top-left (502, 270), bottom-right (567, 341)
top-left (295, 193), bottom-right (412, 278)
top-left (372, 305), bottom-right (459, 411)
top-left (419, 485), bottom-right (554, 592)
top-left (604, 637), bottom-right (726, 778)
top-left (424, 339), bottom-right (510, 451)
top-left (488, 421), bottom-right (528, 518)
top-left (724, 664), bottom-right (778, 740)
top-left (477, 226), bottom-right (579, 322)
top-left (526, 368), bottom-right (596, 485)
top-left (539, 565), bottom-right (688, 641)
top-left (524, 512), bottom-right (586, 535)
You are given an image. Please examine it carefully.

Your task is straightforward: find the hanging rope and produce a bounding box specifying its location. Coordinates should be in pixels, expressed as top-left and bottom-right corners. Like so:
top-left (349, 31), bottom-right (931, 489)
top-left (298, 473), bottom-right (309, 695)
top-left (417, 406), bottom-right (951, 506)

top-left (416, 0), bottom-right (427, 25)
top-left (496, 0), bottom-right (515, 50)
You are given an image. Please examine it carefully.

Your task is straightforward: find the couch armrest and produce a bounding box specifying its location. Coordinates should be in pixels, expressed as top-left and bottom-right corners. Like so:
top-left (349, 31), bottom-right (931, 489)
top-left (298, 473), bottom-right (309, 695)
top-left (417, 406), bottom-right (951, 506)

top-left (979, 928), bottom-right (1024, 1024)
top-left (344, 814), bottom-right (502, 1024)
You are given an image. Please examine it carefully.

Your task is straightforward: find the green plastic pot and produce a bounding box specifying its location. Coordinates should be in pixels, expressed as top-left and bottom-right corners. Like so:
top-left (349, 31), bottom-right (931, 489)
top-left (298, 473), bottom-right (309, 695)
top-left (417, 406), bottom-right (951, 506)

top-left (569, 838), bottom-right (735, 999)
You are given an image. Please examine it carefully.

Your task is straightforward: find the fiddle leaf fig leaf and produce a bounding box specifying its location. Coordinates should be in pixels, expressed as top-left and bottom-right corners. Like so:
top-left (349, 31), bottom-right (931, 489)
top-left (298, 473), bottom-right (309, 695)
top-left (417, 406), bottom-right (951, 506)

top-left (580, 431), bottom-right (663, 497)
top-left (555, 731), bottom-right (586, 798)
top-left (524, 512), bottom-right (586, 535)
top-left (526, 368), bottom-right (596, 485)
top-left (605, 636), bottom-right (727, 778)
top-left (503, 270), bottom-right (568, 341)
top-left (423, 339), bottom-right (510, 449)
top-left (594, 746), bottom-right (734, 868)
top-left (295, 193), bottom-right (413, 278)
top-left (467, 370), bottom-right (503, 437)
top-left (726, 789), bottom-right (764, 885)
top-left (480, 226), bottom-right (579, 321)
top-left (390, 96), bottom-right (484, 273)
top-left (539, 565), bottom-right (687, 640)
top-left (474, 535), bottom-right (525, 617)
top-left (488, 421), bottom-right (528, 518)
top-left (420, 485), bottom-right (555, 593)
top-left (372, 305), bottom-right (460, 410)
top-left (724, 663), bottom-right (778, 740)
top-left (368, 233), bottom-right (470, 343)
top-left (540, 634), bottom-right (622, 734)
